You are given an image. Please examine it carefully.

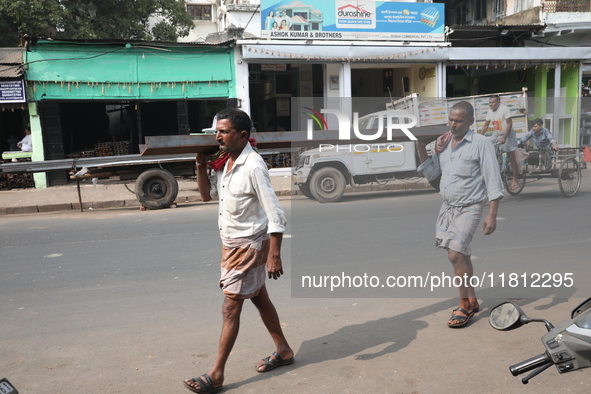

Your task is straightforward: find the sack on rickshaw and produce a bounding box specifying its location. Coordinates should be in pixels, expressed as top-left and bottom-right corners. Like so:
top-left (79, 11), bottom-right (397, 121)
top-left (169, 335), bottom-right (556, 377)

top-left (583, 146), bottom-right (591, 163)
top-left (514, 148), bottom-right (529, 174)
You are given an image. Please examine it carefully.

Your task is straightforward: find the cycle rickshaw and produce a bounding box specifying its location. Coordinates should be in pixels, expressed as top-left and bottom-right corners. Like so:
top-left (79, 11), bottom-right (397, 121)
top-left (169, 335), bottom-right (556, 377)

top-left (497, 145), bottom-right (585, 197)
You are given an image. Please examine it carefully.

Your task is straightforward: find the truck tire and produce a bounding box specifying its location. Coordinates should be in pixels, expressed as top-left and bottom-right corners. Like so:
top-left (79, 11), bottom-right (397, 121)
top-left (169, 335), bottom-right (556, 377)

top-left (298, 184), bottom-right (316, 200)
top-left (135, 168), bottom-right (179, 209)
top-left (309, 167), bottom-right (346, 203)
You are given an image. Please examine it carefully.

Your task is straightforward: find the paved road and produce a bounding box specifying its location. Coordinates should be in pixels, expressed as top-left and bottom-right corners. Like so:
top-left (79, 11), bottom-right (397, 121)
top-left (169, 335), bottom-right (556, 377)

top-left (1, 174), bottom-right (590, 393)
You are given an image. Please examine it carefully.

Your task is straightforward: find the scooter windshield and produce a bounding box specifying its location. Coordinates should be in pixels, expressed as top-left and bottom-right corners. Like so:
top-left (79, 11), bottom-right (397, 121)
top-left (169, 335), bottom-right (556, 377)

top-left (575, 309), bottom-right (591, 329)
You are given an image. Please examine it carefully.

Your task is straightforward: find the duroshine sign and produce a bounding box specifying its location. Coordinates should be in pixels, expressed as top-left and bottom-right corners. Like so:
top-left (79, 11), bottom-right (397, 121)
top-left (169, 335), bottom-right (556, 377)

top-left (261, 0), bottom-right (445, 42)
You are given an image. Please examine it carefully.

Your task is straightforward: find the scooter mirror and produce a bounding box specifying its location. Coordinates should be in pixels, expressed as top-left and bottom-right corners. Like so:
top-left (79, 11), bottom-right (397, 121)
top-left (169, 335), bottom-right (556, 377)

top-left (489, 302), bottom-right (528, 330)
top-left (571, 298), bottom-right (591, 319)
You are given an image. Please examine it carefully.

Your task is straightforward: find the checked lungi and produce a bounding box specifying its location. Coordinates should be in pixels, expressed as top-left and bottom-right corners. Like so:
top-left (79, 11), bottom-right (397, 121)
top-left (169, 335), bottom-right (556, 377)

top-left (435, 201), bottom-right (484, 256)
top-left (490, 129), bottom-right (518, 153)
top-left (219, 230), bottom-right (270, 300)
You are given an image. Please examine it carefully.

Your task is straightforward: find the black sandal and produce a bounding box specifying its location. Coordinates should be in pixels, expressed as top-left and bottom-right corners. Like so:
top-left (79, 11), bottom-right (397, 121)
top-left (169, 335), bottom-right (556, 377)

top-left (447, 307), bottom-right (474, 328)
top-left (183, 373), bottom-right (222, 393)
top-left (256, 351), bottom-right (294, 373)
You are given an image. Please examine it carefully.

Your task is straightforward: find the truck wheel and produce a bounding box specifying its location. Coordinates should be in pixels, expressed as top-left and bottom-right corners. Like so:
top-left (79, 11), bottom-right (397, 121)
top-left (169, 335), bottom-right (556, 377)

top-left (298, 184), bottom-right (316, 200)
top-left (135, 168), bottom-right (179, 209)
top-left (309, 167), bottom-right (346, 203)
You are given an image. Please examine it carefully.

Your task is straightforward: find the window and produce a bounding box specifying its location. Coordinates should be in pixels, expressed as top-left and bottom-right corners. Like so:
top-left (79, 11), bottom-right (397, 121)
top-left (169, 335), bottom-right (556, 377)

top-left (475, 0), bottom-right (487, 20)
top-left (454, 4), bottom-right (467, 25)
top-left (493, 0), bottom-right (505, 19)
top-left (187, 4), bottom-right (212, 21)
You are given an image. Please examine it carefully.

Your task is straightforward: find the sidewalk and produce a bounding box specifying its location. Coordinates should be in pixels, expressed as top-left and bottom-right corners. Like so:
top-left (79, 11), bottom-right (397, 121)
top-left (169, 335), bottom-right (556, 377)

top-left (0, 168), bottom-right (432, 215)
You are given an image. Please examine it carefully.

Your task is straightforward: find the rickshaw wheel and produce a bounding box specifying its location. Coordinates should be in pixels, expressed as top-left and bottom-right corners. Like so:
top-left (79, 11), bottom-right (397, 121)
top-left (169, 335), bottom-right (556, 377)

top-left (558, 157), bottom-right (581, 197)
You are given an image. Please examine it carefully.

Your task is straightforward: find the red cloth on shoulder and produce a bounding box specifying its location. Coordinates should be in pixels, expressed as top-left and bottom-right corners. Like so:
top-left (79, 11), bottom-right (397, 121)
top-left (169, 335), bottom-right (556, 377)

top-left (434, 131), bottom-right (452, 153)
top-left (208, 137), bottom-right (258, 172)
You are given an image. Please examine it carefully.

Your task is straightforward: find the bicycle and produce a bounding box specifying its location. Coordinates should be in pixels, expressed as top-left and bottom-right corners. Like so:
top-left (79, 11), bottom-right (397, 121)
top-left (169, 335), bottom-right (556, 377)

top-left (495, 143), bottom-right (526, 195)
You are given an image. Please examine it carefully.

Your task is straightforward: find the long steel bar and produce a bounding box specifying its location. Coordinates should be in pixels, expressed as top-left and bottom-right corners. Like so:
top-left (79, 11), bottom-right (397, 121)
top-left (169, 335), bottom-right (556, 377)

top-left (0, 153), bottom-right (197, 173)
top-left (140, 126), bottom-right (445, 156)
top-left (1, 126), bottom-right (445, 172)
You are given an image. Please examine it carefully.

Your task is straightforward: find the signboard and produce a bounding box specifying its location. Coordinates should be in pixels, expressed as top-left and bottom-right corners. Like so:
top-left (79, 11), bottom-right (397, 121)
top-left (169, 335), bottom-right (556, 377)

top-left (261, 63), bottom-right (287, 72)
top-left (0, 80), bottom-right (26, 103)
top-left (261, 0), bottom-right (444, 42)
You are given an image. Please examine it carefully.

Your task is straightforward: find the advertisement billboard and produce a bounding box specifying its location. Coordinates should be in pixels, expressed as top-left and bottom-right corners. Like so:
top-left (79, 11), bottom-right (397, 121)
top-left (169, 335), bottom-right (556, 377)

top-left (261, 0), bottom-right (445, 42)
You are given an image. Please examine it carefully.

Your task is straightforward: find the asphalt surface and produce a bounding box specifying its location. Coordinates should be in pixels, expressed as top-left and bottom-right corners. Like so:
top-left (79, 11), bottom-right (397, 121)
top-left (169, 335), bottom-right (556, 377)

top-left (1, 172), bottom-right (590, 393)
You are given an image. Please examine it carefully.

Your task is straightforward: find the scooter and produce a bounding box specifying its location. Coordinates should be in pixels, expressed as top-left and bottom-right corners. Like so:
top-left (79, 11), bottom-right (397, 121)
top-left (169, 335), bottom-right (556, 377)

top-left (489, 298), bottom-right (591, 384)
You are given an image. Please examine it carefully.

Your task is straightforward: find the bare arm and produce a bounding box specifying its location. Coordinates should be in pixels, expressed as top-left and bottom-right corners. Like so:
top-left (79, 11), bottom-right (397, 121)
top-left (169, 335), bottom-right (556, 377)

top-left (502, 118), bottom-right (513, 140)
top-left (196, 153), bottom-right (212, 201)
top-left (548, 130), bottom-right (560, 150)
top-left (481, 199), bottom-right (499, 235)
top-left (267, 233), bottom-right (284, 280)
top-left (480, 120), bottom-right (490, 135)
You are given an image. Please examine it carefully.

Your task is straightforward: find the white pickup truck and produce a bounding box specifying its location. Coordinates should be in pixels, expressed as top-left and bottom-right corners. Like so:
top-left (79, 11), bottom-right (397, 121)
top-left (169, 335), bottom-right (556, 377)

top-left (293, 140), bottom-right (422, 202)
top-left (293, 90), bottom-right (528, 202)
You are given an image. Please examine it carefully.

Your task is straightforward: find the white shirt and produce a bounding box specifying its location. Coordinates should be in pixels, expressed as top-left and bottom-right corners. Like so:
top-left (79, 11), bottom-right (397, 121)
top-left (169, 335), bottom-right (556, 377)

top-left (212, 143), bottom-right (286, 238)
top-left (485, 104), bottom-right (512, 135)
top-left (19, 134), bottom-right (33, 152)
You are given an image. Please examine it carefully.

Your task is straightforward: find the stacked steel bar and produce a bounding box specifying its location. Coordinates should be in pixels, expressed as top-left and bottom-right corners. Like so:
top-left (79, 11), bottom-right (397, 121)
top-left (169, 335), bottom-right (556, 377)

top-left (94, 142), bottom-right (114, 156)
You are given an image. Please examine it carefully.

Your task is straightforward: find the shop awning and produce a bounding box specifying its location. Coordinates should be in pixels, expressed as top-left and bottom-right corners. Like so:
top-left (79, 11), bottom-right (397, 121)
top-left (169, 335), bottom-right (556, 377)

top-left (238, 40), bottom-right (591, 64)
top-left (0, 48), bottom-right (24, 79)
top-left (447, 24), bottom-right (545, 47)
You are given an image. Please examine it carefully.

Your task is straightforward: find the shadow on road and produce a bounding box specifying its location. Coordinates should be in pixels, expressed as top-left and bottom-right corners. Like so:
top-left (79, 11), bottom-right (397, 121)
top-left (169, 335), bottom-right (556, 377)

top-left (223, 291), bottom-right (575, 391)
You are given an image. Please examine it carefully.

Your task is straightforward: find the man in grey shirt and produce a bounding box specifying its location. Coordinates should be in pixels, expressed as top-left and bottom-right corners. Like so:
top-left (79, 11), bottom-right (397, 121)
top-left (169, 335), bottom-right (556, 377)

top-left (519, 118), bottom-right (559, 151)
top-left (416, 101), bottom-right (503, 328)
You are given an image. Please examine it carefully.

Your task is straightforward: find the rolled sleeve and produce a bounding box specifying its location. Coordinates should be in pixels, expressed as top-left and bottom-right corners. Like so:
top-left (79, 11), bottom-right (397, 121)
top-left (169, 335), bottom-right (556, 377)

top-left (252, 166), bottom-right (286, 234)
top-left (518, 131), bottom-right (531, 144)
top-left (417, 155), bottom-right (441, 182)
top-left (544, 130), bottom-right (556, 144)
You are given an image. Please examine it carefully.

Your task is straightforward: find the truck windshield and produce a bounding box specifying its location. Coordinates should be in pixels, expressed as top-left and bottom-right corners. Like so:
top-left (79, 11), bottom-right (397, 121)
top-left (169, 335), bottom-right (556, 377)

top-left (357, 116), bottom-right (375, 131)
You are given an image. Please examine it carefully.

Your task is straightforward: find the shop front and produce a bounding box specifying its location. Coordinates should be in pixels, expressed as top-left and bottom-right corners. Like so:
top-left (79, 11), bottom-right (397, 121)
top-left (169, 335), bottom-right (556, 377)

top-left (238, 41), bottom-right (591, 148)
top-left (229, 1), bottom-right (591, 145)
top-left (25, 39), bottom-right (238, 187)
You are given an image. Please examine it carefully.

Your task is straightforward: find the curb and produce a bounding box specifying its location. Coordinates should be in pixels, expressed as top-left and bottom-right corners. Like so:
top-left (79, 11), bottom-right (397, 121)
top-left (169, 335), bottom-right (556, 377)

top-left (291, 180), bottom-right (433, 197)
top-left (0, 182), bottom-right (434, 215)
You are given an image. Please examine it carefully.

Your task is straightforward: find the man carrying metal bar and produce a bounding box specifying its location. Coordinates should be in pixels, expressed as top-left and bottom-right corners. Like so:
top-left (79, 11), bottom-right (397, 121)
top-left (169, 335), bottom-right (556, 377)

top-left (184, 108), bottom-right (293, 393)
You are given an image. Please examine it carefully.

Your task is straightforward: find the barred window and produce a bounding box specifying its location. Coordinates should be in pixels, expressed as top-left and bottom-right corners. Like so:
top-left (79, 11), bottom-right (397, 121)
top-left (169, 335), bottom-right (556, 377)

top-left (493, 0), bottom-right (505, 19)
top-left (187, 4), bottom-right (212, 21)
